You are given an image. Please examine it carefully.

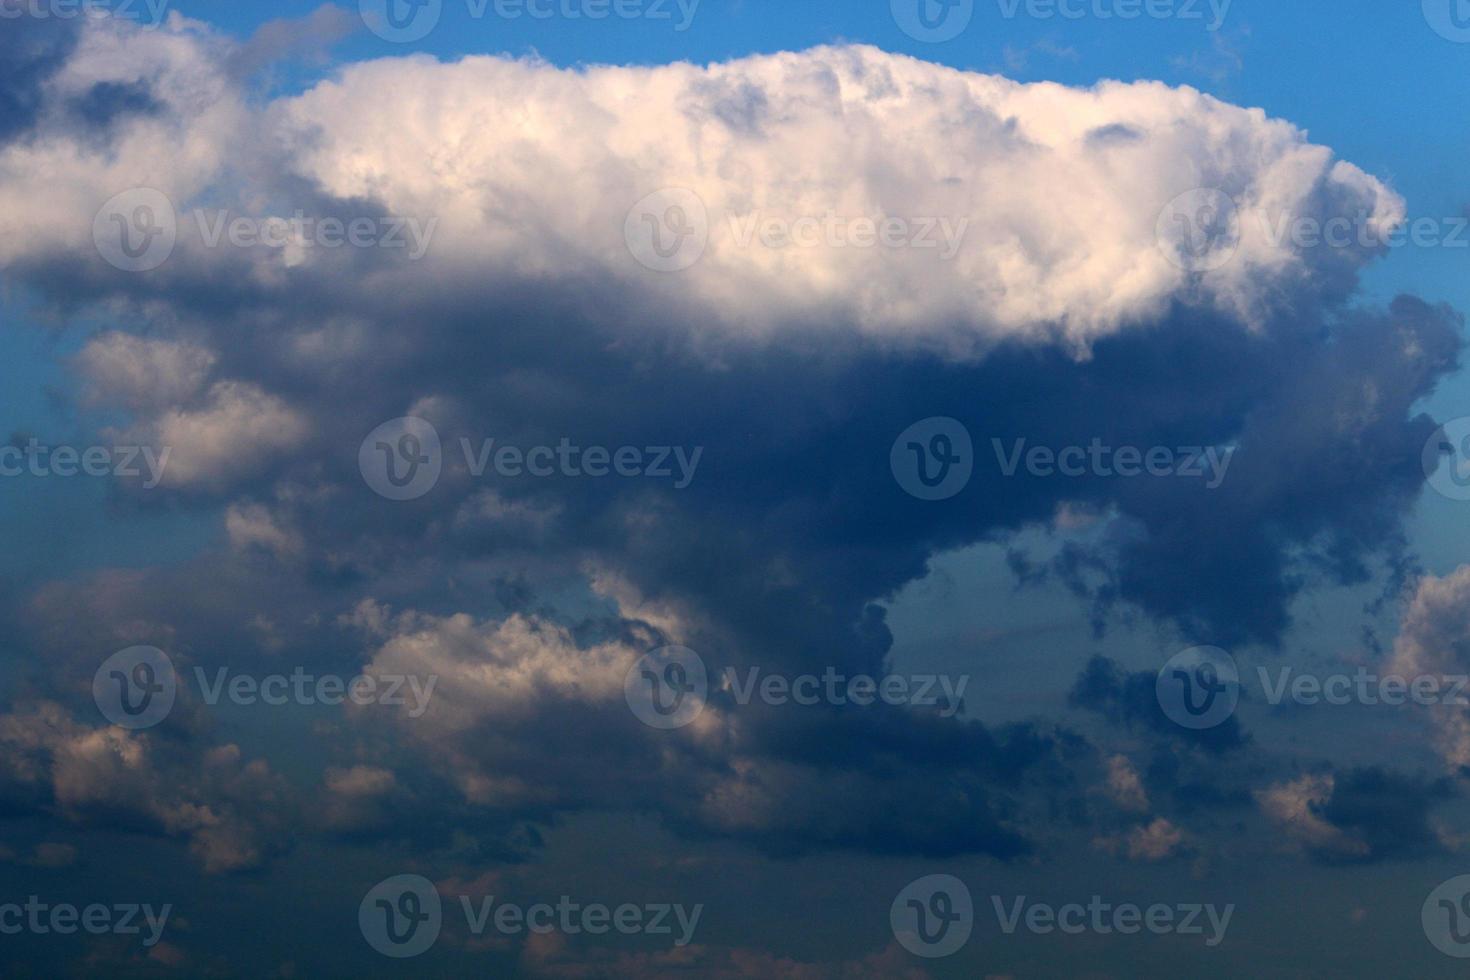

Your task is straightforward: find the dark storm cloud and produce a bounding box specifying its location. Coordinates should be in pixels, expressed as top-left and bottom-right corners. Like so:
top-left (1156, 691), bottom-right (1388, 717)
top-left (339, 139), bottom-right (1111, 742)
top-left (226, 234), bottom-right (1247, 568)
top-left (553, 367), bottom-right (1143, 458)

top-left (1068, 654), bottom-right (1249, 755)
top-left (1312, 767), bottom-right (1457, 864)
top-left (0, 16), bottom-right (79, 144)
top-left (0, 18), bottom-right (1463, 882)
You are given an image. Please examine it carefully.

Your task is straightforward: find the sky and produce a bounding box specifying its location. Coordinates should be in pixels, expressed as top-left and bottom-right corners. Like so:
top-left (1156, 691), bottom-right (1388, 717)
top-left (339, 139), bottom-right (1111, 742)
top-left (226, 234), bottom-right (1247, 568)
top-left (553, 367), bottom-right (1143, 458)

top-left (1, 0), bottom-right (1469, 977)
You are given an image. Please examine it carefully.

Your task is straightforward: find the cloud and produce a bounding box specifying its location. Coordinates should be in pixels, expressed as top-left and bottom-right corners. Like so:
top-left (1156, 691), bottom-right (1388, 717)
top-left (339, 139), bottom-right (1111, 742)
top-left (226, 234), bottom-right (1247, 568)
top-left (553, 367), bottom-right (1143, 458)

top-left (141, 381), bottom-right (310, 490)
top-left (76, 331), bottom-right (216, 412)
top-left (0, 703), bottom-right (288, 873)
top-left (1387, 566), bottom-right (1470, 771)
top-left (1257, 769), bottom-right (1455, 864)
top-left (0, 14), bottom-right (1463, 891)
top-left (0, 24), bottom-right (1407, 356)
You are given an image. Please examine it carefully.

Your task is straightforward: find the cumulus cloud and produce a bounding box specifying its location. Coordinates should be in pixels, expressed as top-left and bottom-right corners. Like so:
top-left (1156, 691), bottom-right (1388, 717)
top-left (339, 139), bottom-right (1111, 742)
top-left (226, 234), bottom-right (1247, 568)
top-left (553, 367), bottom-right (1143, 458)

top-left (1387, 565), bottom-right (1470, 772)
top-left (1257, 769), bottom-right (1454, 864)
top-left (76, 331), bottom-right (216, 411)
top-left (141, 381), bottom-right (310, 490)
top-left (0, 14), bottom-right (1464, 929)
top-left (0, 703), bottom-right (287, 873)
top-left (269, 46), bottom-right (1400, 352)
top-left (0, 21), bottom-right (1409, 357)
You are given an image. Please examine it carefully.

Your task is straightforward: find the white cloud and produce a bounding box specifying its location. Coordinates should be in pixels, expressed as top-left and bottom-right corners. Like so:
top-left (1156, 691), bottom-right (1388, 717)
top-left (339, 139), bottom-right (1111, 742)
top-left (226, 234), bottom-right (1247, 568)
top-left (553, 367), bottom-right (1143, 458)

top-left (1387, 566), bottom-right (1470, 772)
top-left (76, 332), bottom-right (215, 411)
top-left (0, 21), bottom-right (1403, 358)
top-left (143, 380), bottom-right (309, 489)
